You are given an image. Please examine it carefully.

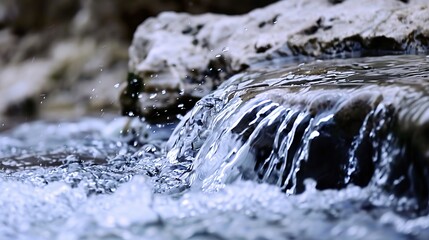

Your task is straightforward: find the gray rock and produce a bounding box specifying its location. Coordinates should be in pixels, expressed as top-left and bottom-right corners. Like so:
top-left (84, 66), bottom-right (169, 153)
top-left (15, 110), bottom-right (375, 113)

top-left (126, 0), bottom-right (429, 121)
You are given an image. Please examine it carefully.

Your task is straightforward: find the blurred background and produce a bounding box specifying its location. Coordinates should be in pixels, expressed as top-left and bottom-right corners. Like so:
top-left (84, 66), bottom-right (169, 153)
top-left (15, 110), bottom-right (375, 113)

top-left (0, 0), bottom-right (277, 127)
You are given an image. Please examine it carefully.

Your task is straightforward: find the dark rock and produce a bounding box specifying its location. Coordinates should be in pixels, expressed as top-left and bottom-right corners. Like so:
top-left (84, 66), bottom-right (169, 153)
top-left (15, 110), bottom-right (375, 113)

top-left (168, 55), bottom-right (429, 211)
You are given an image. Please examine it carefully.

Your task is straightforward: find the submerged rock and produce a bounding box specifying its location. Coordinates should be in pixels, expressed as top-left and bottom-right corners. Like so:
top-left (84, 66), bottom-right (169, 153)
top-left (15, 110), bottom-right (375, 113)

top-left (126, 0), bottom-right (429, 121)
top-left (164, 55), bottom-right (429, 211)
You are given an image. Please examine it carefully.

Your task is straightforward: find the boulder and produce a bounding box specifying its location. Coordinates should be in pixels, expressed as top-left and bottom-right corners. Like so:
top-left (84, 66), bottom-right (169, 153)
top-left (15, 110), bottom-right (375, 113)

top-left (126, 0), bottom-right (429, 121)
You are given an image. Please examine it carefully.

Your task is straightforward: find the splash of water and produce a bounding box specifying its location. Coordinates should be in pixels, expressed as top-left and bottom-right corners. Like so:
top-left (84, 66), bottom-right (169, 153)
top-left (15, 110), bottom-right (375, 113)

top-left (1, 55), bottom-right (429, 239)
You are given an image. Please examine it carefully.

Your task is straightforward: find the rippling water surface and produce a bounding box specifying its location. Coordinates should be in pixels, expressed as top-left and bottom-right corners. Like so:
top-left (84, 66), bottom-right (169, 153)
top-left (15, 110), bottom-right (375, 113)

top-left (1, 55), bottom-right (429, 239)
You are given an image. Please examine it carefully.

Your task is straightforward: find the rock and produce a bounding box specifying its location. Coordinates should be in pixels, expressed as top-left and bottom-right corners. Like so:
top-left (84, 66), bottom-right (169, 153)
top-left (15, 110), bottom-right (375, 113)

top-left (165, 55), bottom-right (429, 208)
top-left (126, 0), bottom-right (429, 121)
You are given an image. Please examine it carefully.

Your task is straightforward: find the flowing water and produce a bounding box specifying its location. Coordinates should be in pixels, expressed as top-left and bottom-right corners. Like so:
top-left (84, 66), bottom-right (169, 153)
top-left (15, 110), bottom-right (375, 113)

top-left (1, 55), bottom-right (429, 239)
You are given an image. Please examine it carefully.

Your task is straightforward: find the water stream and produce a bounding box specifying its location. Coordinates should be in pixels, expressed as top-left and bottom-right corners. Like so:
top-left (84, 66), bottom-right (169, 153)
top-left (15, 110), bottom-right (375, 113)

top-left (1, 55), bottom-right (429, 239)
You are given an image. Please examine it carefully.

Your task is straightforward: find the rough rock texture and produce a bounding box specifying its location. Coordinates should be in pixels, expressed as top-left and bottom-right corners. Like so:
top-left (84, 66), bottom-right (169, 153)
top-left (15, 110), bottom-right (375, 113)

top-left (0, 0), bottom-right (276, 121)
top-left (127, 0), bottom-right (429, 121)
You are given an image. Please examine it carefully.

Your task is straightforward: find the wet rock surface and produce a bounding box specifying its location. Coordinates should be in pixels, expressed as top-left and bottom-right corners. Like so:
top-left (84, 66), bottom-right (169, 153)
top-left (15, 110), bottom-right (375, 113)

top-left (127, 0), bottom-right (429, 121)
top-left (165, 55), bottom-right (429, 211)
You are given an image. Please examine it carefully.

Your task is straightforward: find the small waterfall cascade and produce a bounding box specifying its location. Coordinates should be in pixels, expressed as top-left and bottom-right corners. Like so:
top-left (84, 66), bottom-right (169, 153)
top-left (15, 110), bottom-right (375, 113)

top-left (165, 55), bottom-right (429, 209)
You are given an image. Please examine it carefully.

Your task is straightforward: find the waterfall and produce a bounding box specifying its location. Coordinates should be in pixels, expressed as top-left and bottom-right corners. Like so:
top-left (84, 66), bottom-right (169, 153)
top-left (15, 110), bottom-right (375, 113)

top-left (165, 55), bottom-right (429, 210)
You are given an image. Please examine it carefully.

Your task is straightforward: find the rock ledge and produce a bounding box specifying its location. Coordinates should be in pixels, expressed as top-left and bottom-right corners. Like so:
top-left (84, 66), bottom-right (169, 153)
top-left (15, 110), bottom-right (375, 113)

top-left (126, 0), bottom-right (429, 121)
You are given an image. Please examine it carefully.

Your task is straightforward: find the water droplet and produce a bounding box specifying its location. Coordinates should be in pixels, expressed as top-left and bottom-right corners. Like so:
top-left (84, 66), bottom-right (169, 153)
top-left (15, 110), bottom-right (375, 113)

top-left (149, 93), bottom-right (157, 99)
top-left (161, 90), bottom-right (167, 95)
top-left (114, 83), bottom-right (120, 88)
top-left (309, 130), bottom-right (320, 139)
top-left (215, 54), bottom-right (221, 58)
top-left (286, 74), bottom-right (295, 80)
